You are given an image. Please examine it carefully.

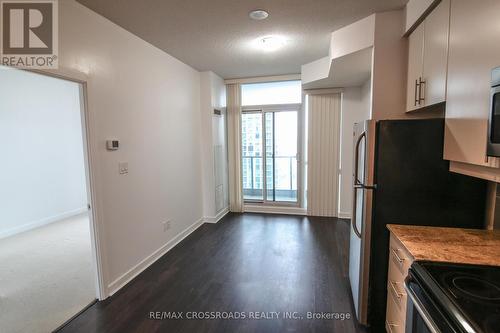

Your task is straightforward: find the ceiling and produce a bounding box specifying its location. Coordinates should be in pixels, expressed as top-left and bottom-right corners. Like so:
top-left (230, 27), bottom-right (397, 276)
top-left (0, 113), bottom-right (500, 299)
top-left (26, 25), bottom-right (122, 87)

top-left (75, 0), bottom-right (408, 79)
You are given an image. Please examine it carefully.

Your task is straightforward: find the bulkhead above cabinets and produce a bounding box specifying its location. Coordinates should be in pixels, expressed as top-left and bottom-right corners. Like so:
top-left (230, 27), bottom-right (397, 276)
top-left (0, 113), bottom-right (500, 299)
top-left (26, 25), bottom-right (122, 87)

top-left (405, 0), bottom-right (441, 34)
top-left (302, 10), bottom-right (409, 121)
top-left (301, 15), bottom-right (374, 90)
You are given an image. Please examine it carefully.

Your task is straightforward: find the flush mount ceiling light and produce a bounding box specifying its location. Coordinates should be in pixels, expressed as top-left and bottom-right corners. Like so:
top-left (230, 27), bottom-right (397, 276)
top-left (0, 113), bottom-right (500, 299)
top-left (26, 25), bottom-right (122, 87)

top-left (249, 9), bottom-right (269, 20)
top-left (254, 35), bottom-right (287, 52)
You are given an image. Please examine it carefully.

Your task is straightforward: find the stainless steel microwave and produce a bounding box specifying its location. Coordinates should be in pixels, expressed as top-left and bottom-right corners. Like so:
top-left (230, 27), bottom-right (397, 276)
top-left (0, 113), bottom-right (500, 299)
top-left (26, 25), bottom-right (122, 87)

top-left (487, 67), bottom-right (500, 156)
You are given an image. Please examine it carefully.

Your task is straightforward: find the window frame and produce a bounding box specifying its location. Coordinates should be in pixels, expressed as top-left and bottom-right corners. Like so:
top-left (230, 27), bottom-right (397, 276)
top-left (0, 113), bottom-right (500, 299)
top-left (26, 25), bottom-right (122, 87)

top-left (241, 80), bottom-right (302, 107)
top-left (241, 103), bottom-right (302, 207)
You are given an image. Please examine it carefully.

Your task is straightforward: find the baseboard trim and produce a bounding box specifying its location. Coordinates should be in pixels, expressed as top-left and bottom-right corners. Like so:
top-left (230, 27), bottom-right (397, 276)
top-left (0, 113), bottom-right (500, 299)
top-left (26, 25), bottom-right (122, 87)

top-left (338, 212), bottom-right (351, 219)
top-left (107, 217), bottom-right (204, 297)
top-left (244, 205), bottom-right (307, 216)
top-left (0, 207), bottom-right (88, 240)
top-left (204, 207), bottom-right (229, 224)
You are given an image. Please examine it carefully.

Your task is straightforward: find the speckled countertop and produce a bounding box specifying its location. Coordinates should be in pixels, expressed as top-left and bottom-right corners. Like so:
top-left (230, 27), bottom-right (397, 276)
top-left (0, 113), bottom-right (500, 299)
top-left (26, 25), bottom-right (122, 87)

top-left (387, 224), bottom-right (500, 266)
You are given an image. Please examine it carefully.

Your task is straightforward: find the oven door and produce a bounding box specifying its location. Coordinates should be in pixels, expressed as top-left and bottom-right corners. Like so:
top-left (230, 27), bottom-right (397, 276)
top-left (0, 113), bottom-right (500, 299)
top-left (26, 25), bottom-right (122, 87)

top-left (405, 279), bottom-right (460, 333)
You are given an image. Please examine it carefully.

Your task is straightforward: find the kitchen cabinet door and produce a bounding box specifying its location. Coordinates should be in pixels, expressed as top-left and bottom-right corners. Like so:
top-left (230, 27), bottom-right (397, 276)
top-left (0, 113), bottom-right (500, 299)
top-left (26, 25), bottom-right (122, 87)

top-left (422, 0), bottom-right (450, 107)
top-left (406, 24), bottom-right (424, 112)
top-left (444, 0), bottom-right (500, 166)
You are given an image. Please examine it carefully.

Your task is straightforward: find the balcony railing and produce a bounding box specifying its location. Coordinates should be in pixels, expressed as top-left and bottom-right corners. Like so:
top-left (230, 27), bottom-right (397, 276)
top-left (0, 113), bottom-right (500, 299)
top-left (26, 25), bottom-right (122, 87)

top-left (242, 155), bottom-right (297, 202)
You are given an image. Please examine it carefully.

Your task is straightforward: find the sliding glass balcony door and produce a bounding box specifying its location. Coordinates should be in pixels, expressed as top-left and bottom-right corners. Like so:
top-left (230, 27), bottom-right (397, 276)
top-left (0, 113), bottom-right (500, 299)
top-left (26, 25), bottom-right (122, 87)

top-left (242, 107), bottom-right (299, 204)
top-left (242, 112), bottom-right (264, 201)
top-left (266, 111), bottom-right (298, 202)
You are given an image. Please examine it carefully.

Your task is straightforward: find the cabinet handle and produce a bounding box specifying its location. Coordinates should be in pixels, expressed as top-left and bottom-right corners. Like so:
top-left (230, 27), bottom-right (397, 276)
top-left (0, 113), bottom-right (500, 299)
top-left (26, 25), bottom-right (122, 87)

top-left (390, 280), bottom-right (404, 300)
top-left (419, 77), bottom-right (426, 103)
top-left (386, 321), bottom-right (398, 333)
top-left (391, 248), bottom-right (405, 264)
top-left (414, 79), bottom-right (420, 106)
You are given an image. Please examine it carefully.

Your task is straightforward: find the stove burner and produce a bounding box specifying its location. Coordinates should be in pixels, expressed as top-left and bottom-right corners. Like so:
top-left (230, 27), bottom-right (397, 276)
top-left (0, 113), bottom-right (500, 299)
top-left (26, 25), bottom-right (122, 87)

top-left (452, 276), bottom-right (500, 301)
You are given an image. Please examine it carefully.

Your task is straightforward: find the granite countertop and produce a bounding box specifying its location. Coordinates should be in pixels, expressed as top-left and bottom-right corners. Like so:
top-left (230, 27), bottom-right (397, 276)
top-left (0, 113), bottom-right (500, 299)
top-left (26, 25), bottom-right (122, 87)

top-left (387, 224), bottom-right (500, 266)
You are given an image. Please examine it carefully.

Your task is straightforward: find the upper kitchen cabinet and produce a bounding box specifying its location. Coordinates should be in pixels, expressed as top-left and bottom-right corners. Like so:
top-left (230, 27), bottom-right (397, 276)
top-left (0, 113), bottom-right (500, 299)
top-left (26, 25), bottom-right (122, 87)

top-left (406, 0), bottom-right (450, 112)
top-left (422, 0), bottom-right (449, 107)
top-left (444, 0), bottom-right (500, 175)
top-left (406, 24), bottom-right (424, 112)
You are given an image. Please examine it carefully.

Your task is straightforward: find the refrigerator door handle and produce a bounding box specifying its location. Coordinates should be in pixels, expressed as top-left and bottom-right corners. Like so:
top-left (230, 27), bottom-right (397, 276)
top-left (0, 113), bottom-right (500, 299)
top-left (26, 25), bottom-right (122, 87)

top-left (352, 130), bottom-right (366, 239)
top-left (354, 131), bottom-right (366, 186)
top-left (352, 187), bottom-right (362, 238)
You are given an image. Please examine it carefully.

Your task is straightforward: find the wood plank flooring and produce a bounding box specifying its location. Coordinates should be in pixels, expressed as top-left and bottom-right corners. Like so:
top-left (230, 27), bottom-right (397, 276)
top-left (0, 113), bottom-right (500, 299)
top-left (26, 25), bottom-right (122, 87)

top-left (57, 213), bottom-right (366, 333)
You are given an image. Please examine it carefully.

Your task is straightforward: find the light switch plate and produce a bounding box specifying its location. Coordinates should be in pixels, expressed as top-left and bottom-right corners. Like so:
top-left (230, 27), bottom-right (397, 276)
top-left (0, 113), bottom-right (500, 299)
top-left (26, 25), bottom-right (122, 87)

top-left (119, 162), bottom-right (128, 175)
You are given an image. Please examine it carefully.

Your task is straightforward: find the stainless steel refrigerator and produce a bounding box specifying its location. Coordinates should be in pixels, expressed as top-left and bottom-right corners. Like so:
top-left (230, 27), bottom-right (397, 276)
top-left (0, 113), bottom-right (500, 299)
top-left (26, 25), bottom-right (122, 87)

top-left (348, 118), bottom-right (487, 330)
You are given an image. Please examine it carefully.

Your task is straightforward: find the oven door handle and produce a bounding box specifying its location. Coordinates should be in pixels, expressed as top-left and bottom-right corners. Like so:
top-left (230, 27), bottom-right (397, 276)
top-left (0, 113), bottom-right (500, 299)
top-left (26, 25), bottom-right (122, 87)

top-left (404, 284), bottom-right (441, 333)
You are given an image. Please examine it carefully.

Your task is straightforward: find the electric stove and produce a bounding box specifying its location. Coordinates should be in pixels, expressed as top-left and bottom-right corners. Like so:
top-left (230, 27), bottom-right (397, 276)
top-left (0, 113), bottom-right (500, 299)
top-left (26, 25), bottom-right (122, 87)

top-left (405, 261), bottom-right (500, 333)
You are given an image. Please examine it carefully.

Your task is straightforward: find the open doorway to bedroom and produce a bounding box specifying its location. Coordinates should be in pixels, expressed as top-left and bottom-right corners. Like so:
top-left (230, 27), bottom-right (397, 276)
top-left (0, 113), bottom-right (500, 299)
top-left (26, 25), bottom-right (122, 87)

top-left (0, 67), bottom-right (98, 333)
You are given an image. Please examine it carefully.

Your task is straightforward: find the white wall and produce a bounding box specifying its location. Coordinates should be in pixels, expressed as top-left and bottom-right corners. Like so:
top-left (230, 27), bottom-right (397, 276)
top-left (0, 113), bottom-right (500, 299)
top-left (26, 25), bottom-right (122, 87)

top-left (339, 80), bottom-right (371, 218)
top-left (57, 0), bottom-right (203, 296)
top-left (0, 68), bottom-right (88, 239)
top-left (200, 72), bottom-right (228, 221)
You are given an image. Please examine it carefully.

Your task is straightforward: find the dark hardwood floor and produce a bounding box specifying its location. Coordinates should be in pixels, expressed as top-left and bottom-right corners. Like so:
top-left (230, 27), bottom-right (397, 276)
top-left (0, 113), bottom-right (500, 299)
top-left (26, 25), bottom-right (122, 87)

top-left (57, 213), bottom-right (366, 333)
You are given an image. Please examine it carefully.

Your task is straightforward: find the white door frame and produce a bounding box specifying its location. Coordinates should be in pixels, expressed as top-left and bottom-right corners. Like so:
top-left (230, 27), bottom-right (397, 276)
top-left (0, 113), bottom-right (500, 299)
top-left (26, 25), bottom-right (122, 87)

top-left (24, 67), bottom-right (107, 300)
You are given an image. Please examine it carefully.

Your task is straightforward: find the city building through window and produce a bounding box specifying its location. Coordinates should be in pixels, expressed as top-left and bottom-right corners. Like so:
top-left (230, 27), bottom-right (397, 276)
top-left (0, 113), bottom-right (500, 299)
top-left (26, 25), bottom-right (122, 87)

top-left (241, 81), bottom-right (301, 204)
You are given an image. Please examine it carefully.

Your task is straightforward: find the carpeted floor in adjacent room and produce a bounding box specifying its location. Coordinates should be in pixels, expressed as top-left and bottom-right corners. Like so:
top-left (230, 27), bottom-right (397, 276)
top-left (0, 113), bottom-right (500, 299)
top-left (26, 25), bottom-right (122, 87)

top-left (0, 213), bottom-right (95, 333)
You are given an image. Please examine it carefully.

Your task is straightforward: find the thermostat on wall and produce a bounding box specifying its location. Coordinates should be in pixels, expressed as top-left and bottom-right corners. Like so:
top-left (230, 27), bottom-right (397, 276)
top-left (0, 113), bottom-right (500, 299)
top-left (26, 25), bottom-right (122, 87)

top-left (106, 140), bottom-right (119, 150)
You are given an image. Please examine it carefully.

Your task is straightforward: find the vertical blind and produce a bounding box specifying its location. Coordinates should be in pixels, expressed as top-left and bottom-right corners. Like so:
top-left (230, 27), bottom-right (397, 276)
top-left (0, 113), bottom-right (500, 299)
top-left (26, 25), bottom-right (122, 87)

top-left (307, 93), bottom-right (342, 217)
top-left (226, 83), bottom-right (244, 212)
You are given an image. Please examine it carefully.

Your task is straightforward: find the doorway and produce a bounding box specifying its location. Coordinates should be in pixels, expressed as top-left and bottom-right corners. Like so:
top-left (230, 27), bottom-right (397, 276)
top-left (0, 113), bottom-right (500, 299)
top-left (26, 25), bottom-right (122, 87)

top-left (241, 106), bottom-right (300, 204)
top-left (0, 66), bottom-right (100, 333)
top-left (240, 80), bottom-right (303, 207)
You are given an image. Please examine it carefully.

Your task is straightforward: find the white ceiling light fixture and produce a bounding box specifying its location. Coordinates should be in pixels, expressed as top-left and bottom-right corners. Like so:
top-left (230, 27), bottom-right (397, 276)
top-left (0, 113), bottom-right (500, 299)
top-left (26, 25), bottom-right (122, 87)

top-left (254, 35), bottom-right (288, 52)
top-left (249, 9), bottom-right (269, 21)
